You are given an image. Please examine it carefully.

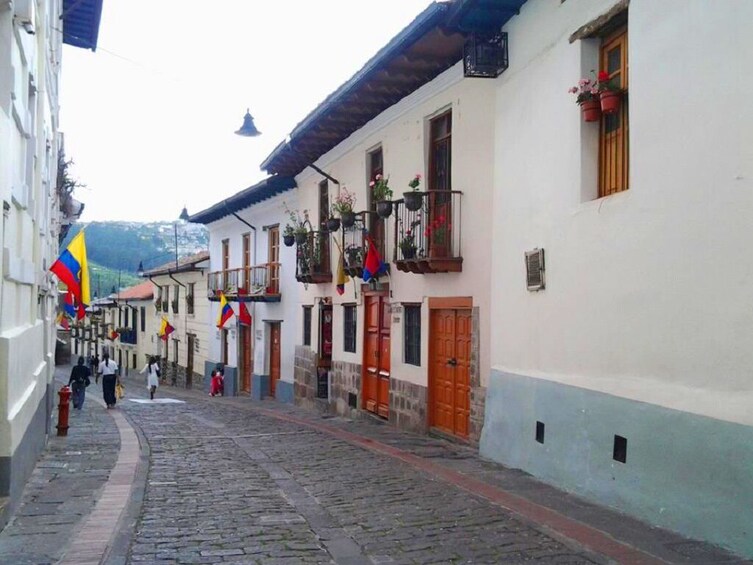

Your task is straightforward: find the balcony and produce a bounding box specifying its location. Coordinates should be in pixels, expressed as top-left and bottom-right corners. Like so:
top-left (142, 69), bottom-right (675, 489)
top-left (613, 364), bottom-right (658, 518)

top-left (296, 231), bottom-right (332, 284)
top-left (119, 329), bottom-right (137, 345)
top-left (208, 264), bottom-right (282, 302)
top-left (340, 211), bottom-right (390, 279)
top-left (393, 190), bottom-right (463, 274)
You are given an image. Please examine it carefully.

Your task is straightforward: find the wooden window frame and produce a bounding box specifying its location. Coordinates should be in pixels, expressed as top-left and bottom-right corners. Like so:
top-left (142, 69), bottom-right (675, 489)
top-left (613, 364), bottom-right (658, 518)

top-left (404, 304), bottom-right (421, 366)
top-left (268, 226), bottom-right (280, 294)
top-left (187, 283), bottom-right (195, 315)
top-left (242, 232), bottom-right (251, 290)
top-left (598, 26), bottom-right (629, 197)
top-left (303, 306), bottom-right (312, 346)
top-left (343, 304), bottom-right (357, 353)
top-left (140, 306), bottom-right (146, 332)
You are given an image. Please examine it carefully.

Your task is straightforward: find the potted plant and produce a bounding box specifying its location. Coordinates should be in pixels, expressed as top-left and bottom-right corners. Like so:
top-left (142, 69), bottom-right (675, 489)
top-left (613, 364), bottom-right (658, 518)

top-left (294, 225), bottom-right (308, 245)
top-left (569, 77), bottom-right (601, 122)
top-left (371, 174), bottom-right (393, 218)
top-left (326, 217), bottom-right (341, 232)
top-left (332, 187), bottom-right (357, 228)
top-left (403, 174), bottom-right (423, 211)
top-left (595, 70), bottom-right (621, 114)
top-left (283, 224), bottom-right (295, 247)
top-left (425, 214), bottom-right (450, 258)
top-left (399, 230), bottom-right (417, 260)
top-left (284, 204), bottom-right (310, 244)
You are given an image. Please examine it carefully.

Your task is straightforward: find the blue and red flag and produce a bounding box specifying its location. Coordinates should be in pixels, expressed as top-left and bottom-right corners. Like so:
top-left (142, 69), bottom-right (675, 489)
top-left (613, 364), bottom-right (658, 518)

top-left (216, 292), bottom-right (234, 328)
top-left (64, 290), bottom-right (77, 318)
top-left (50, 231), bottom-right (90, 319)
top-left (362, 235), bottom-right (387, 282)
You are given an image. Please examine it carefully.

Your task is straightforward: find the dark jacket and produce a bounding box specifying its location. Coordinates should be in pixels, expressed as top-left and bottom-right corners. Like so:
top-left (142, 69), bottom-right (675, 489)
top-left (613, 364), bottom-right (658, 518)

top-left (69, 365), bottom-right (91, 390)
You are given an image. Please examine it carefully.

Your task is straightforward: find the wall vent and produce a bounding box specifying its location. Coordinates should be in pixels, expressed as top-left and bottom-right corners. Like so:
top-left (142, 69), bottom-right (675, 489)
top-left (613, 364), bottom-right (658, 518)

top-left (535, 421), bottom-right (545, 444)
top-left (613, 435), bottom-right (627, 463)
top-left (525, 248), bottom-right (545, 291)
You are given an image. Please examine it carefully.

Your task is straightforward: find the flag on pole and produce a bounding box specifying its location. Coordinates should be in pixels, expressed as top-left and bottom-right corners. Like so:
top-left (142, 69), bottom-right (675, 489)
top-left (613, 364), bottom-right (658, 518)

top-left (50, 231), bottom-right (90, 319)
top-left (158, 317), bottom-right (175, 341)
top-left (336, 243), bottom-right (349, 295)
top-left (362, 235), bottom-right (387, 282)
top-left (55, 312), bottom-right (70, 330)
top-left (239, 301), bottom-right (252, 326)
top-left (110, 330), bottom-right (120, 341)
top-left (64, 290), bottom-right (77, 318)
top-left (217, 292), bottom-right (234, 328)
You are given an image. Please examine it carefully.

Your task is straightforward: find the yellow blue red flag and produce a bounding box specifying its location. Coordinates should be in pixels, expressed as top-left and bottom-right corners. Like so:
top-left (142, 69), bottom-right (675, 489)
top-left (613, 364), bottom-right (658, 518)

top-left (50, 231), bottom-right (90, 319)
top-left (217, 292), bottom-right (234, 328)
top-left (158, 317), bottom-right (175, 341)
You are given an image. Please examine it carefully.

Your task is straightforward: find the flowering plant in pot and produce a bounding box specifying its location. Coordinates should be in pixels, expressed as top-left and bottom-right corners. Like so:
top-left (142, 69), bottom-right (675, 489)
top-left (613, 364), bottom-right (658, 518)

top-left (403, 174), bottom-right (423, 211)
top-left (325, 216), bottom-right (341, 232)
top-left (284, 204), bottom-right (310, 244)
top-left (595, 70), bottom-right (621, 114)
top-left (282, 224), bottom-right (296, 247)
top-left (399, 230), bottom-right (417, 260)
top-left (331, 187), bottom-right (357, 228)
top-left (371, 174), bottom-right (393, 218)
top-left (569, 77), bottom-right (601, 122)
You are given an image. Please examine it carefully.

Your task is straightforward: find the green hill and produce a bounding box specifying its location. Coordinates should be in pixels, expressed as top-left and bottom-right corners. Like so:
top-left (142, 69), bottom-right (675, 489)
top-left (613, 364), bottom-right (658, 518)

top-left (62, 221), bottom-right (208, 293)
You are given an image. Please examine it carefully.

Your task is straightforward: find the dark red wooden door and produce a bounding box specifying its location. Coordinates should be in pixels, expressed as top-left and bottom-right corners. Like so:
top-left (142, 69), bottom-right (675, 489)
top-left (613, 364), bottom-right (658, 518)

top-left (363, 294), bottom-right (390, 418)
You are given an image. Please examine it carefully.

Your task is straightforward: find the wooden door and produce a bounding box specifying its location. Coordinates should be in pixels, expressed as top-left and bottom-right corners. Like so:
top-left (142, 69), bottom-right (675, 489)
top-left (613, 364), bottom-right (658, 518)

top-left (429, 309), bottom-right (471, 438)
top-left (186, 335), bottom-right (194, 388)
top-left (268, 227), bottom-right (280, 294)
top-left (240, 326), bottom-right (252, 394)
top-left (270, 323), bottom-right (281, 397)
top-left (363, 293), bottom-right (390, 418)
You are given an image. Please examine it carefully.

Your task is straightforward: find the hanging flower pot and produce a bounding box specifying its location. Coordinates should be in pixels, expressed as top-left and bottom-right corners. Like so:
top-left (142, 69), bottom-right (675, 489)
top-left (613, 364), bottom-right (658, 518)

top-left (326, 217), bottom-right (341, 232)
top-left (400, 246), bottom-right (416, 260)
top-left (294, 231), bottom-right (308, 245)
top-left (403, 191), bottom-right (423, 211)
top-left (599, 90), bottom-right (621, 114)
top-left (376, 201), bottom-right (392, 219)
top-left (283, 234), bottom-right (295, 247)
top-left (580, 99), bottom-right (601, 122)
top-left (340, 210), bottom-right (356, 229)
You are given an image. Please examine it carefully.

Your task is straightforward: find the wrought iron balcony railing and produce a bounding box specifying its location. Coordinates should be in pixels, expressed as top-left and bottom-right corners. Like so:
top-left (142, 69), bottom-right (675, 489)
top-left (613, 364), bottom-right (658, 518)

top-left (207, 263), bottom-right (282, 302)
top-left (339, 211), bottom-right (390, 279)
top-left (119, 329), bottom-right (137, 345)
top-left (296, 231), bottom-right (332, 284)
top-left (393, 190), bottom-right (463, 274)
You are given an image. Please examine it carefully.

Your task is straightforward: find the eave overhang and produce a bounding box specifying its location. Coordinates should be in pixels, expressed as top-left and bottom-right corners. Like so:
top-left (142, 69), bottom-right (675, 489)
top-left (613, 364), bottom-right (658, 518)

top-left (62, 0), bottom-right (104, 51)
top-left (188, 175), bottom-right (297, 225)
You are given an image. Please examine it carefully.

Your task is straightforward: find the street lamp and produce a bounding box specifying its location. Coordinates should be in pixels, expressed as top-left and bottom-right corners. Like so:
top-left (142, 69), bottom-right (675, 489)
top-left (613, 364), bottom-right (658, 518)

top-left (235, 109), bottom-right (261, 137)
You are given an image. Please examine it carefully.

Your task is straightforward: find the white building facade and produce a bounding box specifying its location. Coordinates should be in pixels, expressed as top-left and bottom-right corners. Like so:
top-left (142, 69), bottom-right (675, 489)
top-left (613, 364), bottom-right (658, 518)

top-left (474, 0), bottom-right (753, 558)
top-left (0, 0), bottom-right (101, 518)
top-left (190, 177), bottom-right (299, 400)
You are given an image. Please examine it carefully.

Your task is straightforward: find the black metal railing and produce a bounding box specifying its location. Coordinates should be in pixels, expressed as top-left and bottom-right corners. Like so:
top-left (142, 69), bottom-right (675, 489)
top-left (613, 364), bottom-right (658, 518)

top-left (120, 329), bottom-right (137, 345)
top-left (393, 190), bottom-right (463, 271)
top-left (296, 231), bottom-right (331, 283)
top-left (207, 264), bottom-right (282, 299)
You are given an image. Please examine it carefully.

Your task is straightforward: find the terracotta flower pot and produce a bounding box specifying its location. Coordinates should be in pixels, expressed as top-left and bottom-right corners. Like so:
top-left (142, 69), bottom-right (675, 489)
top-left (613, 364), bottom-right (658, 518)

top-left (580, 99), bottom-right (602, 122)
top-left (599, 90), bottom-right (621, 114)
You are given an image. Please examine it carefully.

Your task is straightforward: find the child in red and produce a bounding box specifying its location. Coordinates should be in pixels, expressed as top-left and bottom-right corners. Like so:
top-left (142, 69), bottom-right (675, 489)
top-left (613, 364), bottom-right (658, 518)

top-left (210, 364), bottom-right (224, 396)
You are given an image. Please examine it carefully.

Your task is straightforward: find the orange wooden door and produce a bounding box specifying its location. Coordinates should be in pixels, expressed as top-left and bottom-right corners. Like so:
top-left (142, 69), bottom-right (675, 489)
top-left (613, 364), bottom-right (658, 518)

top-left (240, 325), bottom-right (252, 394)
top-left (270, 323), bottom-right (281, 397)
top-left (429, 308), bottom-right (470, 438)
top-left (363, 294), bottom-right (390, 418)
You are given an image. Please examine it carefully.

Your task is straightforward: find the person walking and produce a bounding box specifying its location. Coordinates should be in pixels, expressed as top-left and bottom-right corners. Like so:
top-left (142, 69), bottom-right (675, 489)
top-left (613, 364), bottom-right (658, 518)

top-left (91, 353), bottom-right (100, 384)
top-left (210, 364), bottom-right (224, 397)
top-left (98, 352), bottom-right (119, 408)
top-left (140, 356), bottom-right (160, 400)
top-left (68, 356), bottom-right (91, 410)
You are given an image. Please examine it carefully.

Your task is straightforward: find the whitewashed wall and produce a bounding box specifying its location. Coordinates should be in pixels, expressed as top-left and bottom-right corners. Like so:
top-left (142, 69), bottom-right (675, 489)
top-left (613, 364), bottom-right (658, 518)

top-left (294, 61), bottom-right (496, 388)
top-left (489, 0), bottom-right (753, 425)
top-left (206, 193), bottom-right (299, 387)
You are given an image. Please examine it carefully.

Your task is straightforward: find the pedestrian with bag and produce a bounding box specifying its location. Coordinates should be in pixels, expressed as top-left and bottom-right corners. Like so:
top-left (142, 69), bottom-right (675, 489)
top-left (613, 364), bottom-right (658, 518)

top-left (140, 356), bottom-right (161, 400)
top-left (68, 356), bottom-right (91, 410)
top-left (98, 352), bottom-right (119, 409)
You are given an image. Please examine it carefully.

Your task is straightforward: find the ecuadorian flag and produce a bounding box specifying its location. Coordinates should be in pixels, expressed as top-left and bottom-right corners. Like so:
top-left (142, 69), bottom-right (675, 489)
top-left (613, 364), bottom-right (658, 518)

top-left (50, 231), bottom-right (90, 319)
top-left (159, 317), bottom-right (175, 341)
top-left (217, 292), bottom-right (234, 328)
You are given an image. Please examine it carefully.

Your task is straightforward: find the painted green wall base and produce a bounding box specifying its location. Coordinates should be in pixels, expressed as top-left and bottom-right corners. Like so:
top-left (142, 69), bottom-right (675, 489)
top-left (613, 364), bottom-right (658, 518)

top-left (480, 370), bottom-right (753, 559)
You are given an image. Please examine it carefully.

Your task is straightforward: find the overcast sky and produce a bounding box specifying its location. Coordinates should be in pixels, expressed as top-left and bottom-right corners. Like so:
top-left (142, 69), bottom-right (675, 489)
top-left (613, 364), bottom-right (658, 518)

top-left (60, 0), bottom-right (433, 222)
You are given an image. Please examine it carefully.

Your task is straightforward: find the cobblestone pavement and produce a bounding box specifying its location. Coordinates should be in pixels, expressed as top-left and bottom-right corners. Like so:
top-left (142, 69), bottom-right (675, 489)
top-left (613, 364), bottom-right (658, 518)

top-left (123, 392), bottom-right (603, 565)
top-left (0, 391), bottom-right (119, 564)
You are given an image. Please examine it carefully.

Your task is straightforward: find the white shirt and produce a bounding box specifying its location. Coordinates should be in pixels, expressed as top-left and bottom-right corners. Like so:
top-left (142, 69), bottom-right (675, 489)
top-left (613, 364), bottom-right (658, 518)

top-left (98, 359), bottom-right (118, 376)
top-left (140, 362), bottom-right (160, 388)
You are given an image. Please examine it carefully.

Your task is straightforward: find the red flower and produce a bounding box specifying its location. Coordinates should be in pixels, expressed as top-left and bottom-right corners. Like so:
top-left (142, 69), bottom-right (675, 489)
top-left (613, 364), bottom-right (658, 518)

top-left (598, 71), bottom-right (610, 83)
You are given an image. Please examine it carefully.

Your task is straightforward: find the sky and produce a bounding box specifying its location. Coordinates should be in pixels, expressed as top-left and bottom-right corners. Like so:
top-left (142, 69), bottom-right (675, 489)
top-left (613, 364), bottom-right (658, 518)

top-left (60, 0), bottom-right (434, 222)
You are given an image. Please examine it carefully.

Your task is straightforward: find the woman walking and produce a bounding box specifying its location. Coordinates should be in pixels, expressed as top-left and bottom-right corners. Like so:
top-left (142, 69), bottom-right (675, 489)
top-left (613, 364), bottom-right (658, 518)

top-left (98, 352), bottom-right (119, 408)
top-left (140, 356), bottom-right (160, 400)
top-left (68, 356), bottom-right (91, 410)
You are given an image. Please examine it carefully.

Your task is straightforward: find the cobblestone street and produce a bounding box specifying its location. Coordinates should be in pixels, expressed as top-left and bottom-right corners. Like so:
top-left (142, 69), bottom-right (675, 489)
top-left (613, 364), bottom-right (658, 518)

top-left (127, 393), bottom-right (599, 564)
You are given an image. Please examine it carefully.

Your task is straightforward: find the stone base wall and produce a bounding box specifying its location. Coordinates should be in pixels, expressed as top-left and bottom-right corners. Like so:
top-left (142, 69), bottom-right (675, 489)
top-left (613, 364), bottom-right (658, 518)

top-left (389, 379), bottom-right (428, 434)
top-left (159, 361), bottom-right (200, 389)
top-left (330, 360), bottom-right (361, 419)
top-left (294, 345), bottom-right (321, 412)
top-left (468, 306), bottom-right (484, 445)
top-left (469, 386), bottom-right (486, 445)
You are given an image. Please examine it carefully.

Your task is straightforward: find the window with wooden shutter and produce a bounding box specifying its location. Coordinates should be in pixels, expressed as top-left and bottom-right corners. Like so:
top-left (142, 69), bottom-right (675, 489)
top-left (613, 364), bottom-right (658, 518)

top-left (599, 27), bottom-right (629, 197)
